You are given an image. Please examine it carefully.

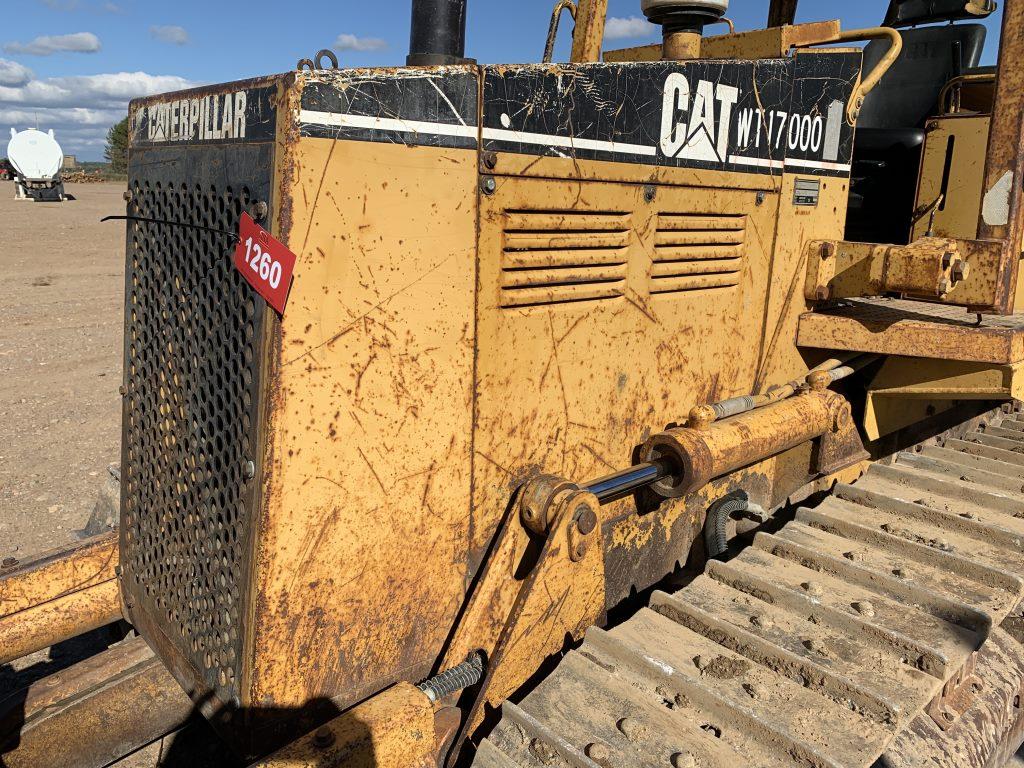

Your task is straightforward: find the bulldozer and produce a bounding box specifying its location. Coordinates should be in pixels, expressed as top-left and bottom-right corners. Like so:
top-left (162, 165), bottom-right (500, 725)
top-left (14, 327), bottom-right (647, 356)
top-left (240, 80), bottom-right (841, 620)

top-left (6, 0), bottom-right (1024, 764)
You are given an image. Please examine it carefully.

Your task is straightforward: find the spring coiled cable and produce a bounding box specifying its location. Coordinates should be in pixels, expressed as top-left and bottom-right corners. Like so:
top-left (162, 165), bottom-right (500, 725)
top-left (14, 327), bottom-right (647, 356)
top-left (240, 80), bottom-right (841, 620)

top-left (418, 653), bottom-right (485, 703)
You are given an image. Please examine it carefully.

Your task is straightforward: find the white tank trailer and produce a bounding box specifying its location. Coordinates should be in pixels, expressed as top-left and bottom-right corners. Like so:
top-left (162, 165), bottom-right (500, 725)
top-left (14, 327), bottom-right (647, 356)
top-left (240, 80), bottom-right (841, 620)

top-left (7, 128), bottom-right (66, 201)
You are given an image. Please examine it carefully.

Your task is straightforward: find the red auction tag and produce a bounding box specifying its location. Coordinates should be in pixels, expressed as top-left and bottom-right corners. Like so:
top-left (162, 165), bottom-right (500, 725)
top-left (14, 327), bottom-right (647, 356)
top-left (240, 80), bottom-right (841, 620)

top-left (233, 212), bottom-right (296, 315)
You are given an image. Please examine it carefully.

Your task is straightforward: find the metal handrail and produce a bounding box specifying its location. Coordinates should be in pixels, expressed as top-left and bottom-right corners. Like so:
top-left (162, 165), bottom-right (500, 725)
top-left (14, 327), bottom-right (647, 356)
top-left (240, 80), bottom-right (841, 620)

top-left (939, 72), bottom-right (997, 114)
top-left (796, 26), bottom-right (904, 124)
top-left (543, 0), bottom-right (577, 63)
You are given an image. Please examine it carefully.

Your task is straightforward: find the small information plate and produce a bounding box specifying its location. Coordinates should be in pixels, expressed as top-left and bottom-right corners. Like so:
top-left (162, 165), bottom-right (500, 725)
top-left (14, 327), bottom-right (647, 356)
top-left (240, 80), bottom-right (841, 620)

top-left (233, 212), bottom-right (296, 315)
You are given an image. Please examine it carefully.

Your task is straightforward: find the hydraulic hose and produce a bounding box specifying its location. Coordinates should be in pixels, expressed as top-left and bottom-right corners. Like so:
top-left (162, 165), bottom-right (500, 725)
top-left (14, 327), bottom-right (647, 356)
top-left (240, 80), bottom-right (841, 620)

top-left (704, 491), bottom-right (749, 559)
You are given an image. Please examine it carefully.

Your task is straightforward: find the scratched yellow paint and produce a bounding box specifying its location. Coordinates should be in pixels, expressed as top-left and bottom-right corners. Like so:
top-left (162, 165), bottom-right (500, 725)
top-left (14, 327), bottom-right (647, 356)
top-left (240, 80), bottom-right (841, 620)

top-left (471, 172), bottom-right (783, 559)
top-left (237, 83), bottom-right (849, 712)
top-left (248, 136), bottom-right (479, 708)
top-left (912, 115), bottom-right (990, 242)
top-left (756, 173), bottom-right (852, 389)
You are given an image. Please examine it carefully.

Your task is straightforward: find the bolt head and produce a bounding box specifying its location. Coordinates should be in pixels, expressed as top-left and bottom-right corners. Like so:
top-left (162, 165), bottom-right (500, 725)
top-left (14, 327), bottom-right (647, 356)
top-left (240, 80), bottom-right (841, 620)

top-left (951, 260), bottom-right (970, 282)
top-left (576, 506), bottom-right (598, 535)
top-left (122, 190), bottom-right (132, 202)
top-left (313, 726), bottom-right (335, 749)
top-left (481, 176), bottom-right (497, 194)
top-left (938, 277), bottom-right (952, 295)
top-left (482, 151), bottom-right (498, 170)
top-left (254, 200), bottom-right (269, 221)
top-left (643, 185), bottom-right (657, 203)
top-left (1, 557), bottom-right (18, 569)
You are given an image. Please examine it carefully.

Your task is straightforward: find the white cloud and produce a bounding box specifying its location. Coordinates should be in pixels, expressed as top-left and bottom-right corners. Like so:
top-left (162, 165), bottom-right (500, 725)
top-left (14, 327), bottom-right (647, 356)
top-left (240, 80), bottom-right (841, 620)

top-left (0, 59), bottom-right (33, 88)
top-left (0, 72), bottom-right (196, 109)
top-left (604, 16), bottom-right (654, 40)
top-left (150, 25), bottom-right (189, 46)
top-left (334, 33), bottom-right (387, 52)
top-left (4, 32), bottom-right (101, 56)
top-left (1, 71), bottom-right (198, 159)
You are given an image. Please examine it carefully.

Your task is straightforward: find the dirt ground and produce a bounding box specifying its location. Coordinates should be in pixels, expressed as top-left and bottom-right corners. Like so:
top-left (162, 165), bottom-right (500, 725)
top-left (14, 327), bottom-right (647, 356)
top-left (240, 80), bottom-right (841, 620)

top-left (0, 182), bottom-right (125, 562)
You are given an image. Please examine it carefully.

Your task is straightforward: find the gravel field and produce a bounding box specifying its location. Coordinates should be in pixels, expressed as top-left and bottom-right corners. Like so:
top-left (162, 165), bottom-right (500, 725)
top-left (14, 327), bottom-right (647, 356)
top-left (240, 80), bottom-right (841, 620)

top-left (0, 182), bottom-right (125, 562)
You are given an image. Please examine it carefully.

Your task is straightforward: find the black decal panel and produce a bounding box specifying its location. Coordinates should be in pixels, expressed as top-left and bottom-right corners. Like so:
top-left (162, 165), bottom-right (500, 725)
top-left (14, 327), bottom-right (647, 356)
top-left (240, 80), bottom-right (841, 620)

top-left (294, 54), bottom-right (862, 177)
top-left (299, 68), bottom-right (479, 150)
top-left (130, 83), bottom-right (278, 147)
top-left (481, 56), bottom-right (859, 177)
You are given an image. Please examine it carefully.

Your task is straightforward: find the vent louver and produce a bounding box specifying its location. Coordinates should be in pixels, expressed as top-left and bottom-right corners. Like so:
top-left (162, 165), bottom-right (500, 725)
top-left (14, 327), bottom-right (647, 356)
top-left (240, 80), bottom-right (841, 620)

top-left (500, 210), bottom-right (629, 308)
top-left (649, 213), bottom-right (746, 295)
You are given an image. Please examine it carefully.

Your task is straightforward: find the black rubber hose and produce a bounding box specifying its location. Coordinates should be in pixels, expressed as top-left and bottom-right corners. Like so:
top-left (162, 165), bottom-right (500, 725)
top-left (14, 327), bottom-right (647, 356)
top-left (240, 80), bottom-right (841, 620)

top-left (704, 491), bottom-right (749, 559)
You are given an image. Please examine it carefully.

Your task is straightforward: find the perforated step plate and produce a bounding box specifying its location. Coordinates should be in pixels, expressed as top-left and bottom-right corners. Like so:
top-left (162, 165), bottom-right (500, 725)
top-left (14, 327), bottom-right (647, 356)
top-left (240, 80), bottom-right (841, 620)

top-left (475, 419), bottom-right (1024, 768)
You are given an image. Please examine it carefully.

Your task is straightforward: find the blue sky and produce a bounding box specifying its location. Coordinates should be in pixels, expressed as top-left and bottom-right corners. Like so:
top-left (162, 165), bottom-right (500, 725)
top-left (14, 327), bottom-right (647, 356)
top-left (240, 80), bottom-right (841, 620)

top-left (0, 0), bottom-right (1004, 159)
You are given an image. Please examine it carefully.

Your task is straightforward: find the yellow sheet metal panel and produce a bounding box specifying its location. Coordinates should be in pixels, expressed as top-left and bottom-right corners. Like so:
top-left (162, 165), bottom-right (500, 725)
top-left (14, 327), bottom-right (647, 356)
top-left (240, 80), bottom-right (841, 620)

top-left (470, 174), bottom-right (781, 556)
top-left (913, 116), bottom-right (991, 241)
top-left (863, 356), bottom-right (1021, 439)
top-left (250, 137), bottom-right (479, 708)
top-left (756, 173), bottom-right (851, 391)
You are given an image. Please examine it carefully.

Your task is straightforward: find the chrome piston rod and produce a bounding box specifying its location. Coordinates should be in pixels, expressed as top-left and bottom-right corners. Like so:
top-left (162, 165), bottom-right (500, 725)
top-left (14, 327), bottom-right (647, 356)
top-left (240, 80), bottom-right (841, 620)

top-left (583, 459), bottom-right (673, 504)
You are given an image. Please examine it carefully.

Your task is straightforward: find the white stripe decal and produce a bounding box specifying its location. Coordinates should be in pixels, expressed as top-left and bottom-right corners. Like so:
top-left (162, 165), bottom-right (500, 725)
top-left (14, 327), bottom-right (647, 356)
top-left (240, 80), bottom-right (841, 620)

top-left (298, 110), bottom-right (478, 139)
top-left (299, 110), bottom-right (851, 174)
top-left (729, 155), bottom-right (784, 170)
top-left (480, 127), bottom-right (656, 157)
top-left (785, 157), bottom-right (852, 172)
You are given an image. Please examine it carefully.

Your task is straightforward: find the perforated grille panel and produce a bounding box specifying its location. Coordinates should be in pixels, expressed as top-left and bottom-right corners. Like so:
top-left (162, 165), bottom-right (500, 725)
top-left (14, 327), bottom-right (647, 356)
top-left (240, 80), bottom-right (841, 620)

top-left (120, 143), bottom-right (273, 701)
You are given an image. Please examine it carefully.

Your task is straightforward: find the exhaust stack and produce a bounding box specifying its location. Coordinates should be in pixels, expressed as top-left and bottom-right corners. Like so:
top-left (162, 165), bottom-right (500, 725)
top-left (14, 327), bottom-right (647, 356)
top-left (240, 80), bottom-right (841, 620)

top-left (408, 0), bottom-right (469, 65)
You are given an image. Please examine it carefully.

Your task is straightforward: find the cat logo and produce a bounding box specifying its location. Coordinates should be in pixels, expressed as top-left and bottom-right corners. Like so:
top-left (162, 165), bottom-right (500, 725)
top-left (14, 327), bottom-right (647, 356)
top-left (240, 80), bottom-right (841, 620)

top-left (659, 72), bottom-right (738, 163)
top-left (145, 90), bottom-right (248, 144)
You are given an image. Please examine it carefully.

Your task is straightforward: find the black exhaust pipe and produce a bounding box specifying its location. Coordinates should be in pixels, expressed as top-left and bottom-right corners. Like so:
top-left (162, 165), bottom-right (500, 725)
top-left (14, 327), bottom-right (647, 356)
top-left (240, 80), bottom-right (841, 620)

top-left (407, 0), bottom-right (470, 65)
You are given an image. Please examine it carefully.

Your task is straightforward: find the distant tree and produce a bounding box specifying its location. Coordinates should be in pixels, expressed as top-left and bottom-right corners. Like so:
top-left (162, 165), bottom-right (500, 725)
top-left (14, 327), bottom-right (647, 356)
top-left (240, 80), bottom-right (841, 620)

top-left (104, 117), bottom-right (129, 174)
